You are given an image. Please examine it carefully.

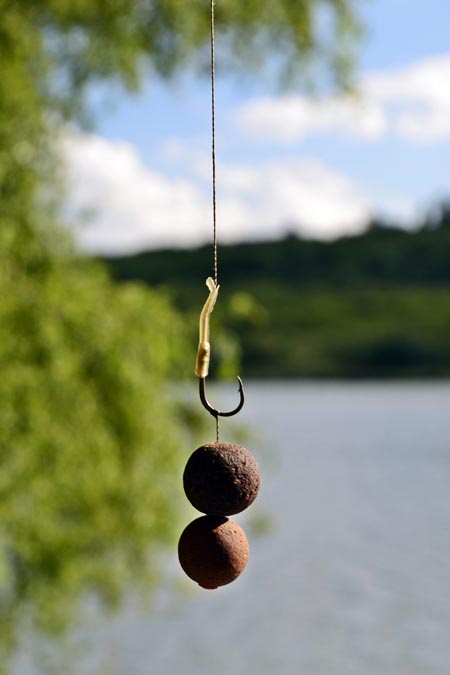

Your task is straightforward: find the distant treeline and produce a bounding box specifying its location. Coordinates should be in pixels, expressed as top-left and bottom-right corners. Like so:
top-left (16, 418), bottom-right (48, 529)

top-left (104, 204), bottom-right (450, 288)
top-left (103, 203), bottom-right (450, 378)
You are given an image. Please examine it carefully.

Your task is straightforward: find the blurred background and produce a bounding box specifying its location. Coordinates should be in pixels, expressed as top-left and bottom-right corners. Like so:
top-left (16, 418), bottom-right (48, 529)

top-left (1, 0), bottom-right (449, 673)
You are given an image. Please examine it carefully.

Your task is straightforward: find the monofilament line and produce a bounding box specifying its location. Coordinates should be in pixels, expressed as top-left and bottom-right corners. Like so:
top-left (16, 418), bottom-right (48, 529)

top-left (210, 0), bottom-right (218, 286)
top-left (215, 415), bottom-right (220, 443)
top-left (211, 0), bottom-right (219, 441)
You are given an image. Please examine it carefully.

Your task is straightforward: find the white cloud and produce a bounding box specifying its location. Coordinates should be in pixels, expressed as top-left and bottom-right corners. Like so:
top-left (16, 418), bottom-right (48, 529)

top-left (237, 53), bottom-right (450, 144)
top-left (238, 94), bottom-right (386, 142)
top-left (63, 132), bottom-right (380, 253)
top-left (216, 159), bottom-right (371, 241)
top-left (63, 132), bottom-right (211, 254)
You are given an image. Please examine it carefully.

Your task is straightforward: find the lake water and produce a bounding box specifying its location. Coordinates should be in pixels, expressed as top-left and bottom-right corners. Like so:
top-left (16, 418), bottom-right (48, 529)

top-left (13, 382), bottom-right (450, 675)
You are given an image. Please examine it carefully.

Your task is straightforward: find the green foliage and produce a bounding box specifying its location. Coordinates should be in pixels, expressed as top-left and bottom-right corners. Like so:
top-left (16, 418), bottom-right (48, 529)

top-left (0, 0), bottom-right (360, 103)
top-left (0, 0), bottom-right (362, 238)
top-left (0, 227), bottom-right (199, 657)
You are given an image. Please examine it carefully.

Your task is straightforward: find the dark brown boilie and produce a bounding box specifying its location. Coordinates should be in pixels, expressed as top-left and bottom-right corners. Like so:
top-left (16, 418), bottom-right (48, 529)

top-left (183, 441), bottom-right (260, 516)
top-left (178, 515), bottom-right (249, 589)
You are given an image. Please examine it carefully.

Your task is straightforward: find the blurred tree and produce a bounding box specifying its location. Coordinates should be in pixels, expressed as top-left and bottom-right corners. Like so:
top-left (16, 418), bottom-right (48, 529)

top-left (0, 243), bottom-right (193, 650)
top-left (1, 0), bottom-right (362, 233)
top-left (0, 0), bottom-right (361, 667)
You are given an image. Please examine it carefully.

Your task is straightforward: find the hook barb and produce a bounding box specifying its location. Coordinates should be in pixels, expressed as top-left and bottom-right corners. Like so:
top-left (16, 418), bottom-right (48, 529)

top-left (199, 376), bottom-right (245, 418)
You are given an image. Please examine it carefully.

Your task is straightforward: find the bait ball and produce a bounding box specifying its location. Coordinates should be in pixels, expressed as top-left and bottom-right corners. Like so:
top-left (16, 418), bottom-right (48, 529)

top-left (183, 441), bottom-right (260, 516)
top-left (178, 515), bottom-right (249, 589)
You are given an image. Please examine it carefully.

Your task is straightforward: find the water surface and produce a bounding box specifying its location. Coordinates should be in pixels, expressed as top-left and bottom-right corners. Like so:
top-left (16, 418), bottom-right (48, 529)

top-left (14, 382), bottom-right (450, 675)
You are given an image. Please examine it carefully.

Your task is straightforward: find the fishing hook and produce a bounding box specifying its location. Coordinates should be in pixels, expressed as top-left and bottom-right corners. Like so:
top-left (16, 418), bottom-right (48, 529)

top-left (199, 376), bottom-right (245, 418)
top-left (195, 277), bottom-right (245, 418)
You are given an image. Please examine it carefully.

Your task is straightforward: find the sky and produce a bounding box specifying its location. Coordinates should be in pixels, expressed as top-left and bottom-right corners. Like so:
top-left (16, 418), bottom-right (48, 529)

top-left (63, 0), bottom-right (450, 255)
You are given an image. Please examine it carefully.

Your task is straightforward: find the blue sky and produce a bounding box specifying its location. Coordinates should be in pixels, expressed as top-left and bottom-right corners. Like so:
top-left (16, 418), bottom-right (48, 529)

top-left (64, 0), bottom-right (450, 254)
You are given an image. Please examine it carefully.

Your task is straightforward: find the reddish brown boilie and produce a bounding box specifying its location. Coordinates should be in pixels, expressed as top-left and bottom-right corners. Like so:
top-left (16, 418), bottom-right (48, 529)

top-left (183, 441), bottom-right (260, 516)
top-left (178, 515), bottom-right (249, 589)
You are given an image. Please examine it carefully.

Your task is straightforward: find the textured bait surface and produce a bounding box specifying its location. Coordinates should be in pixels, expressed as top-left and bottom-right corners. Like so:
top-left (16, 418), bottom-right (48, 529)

top-left (183, 442), bottom-right (260, 516)
top-left (178, 515), bottom-right (249, 589)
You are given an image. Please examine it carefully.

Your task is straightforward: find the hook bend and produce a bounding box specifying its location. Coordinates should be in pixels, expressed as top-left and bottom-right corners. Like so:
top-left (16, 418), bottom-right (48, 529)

top-left (199, 376), bottom-right (245, 418)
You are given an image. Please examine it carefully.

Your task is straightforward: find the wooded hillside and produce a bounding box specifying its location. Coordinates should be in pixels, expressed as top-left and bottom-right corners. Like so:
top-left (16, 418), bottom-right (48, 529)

top-left (104, 205), bottom-right (450, 378)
